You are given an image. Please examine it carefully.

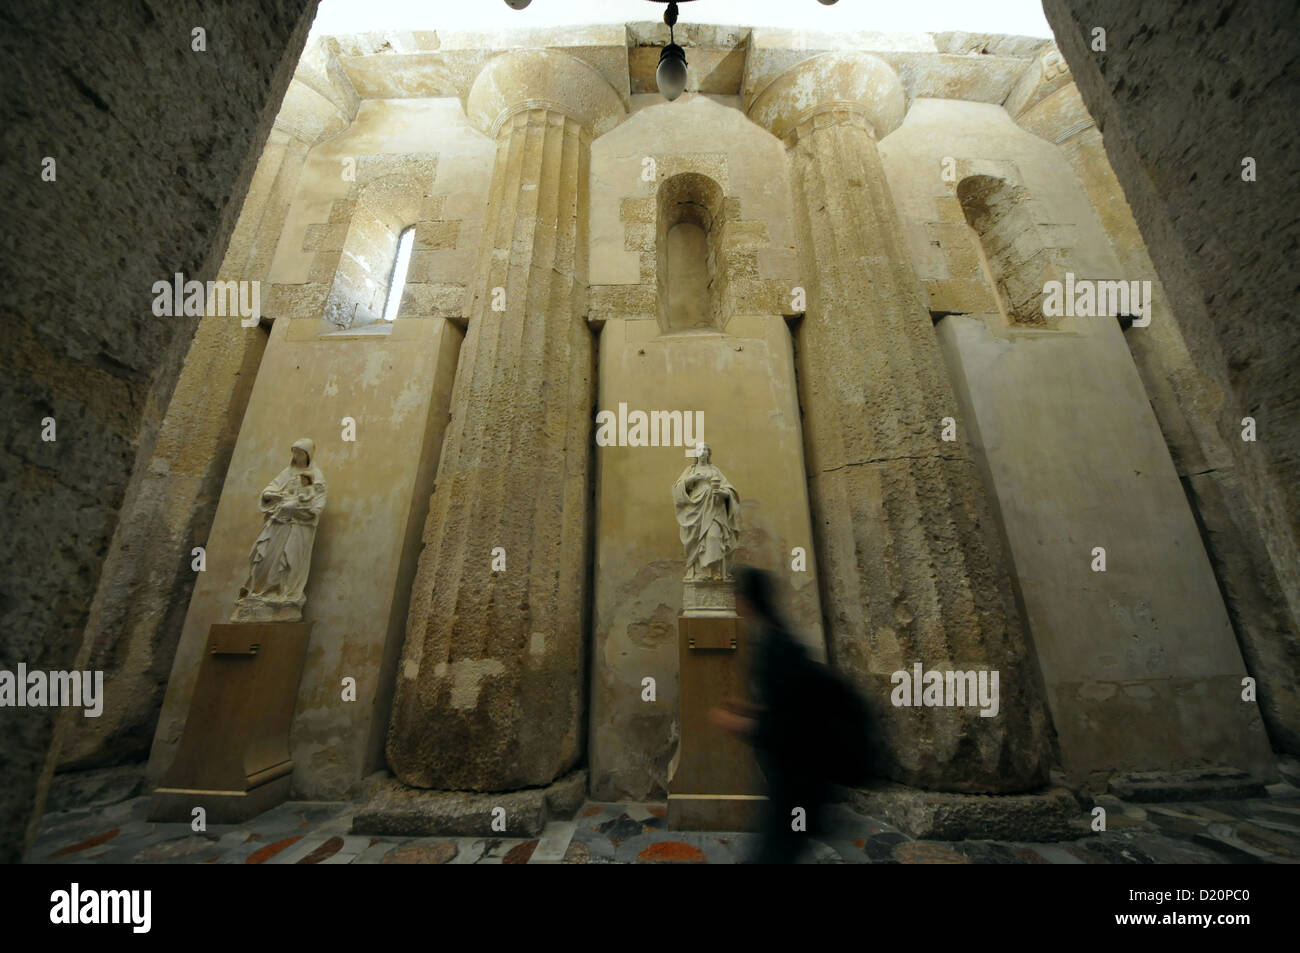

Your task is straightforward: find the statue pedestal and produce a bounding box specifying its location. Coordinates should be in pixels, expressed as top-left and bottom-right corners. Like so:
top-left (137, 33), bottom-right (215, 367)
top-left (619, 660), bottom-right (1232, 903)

top-left (149, 621), bottom-right (312, 823)
top-left (668, 612), bottom-right (766, 831)
top-left (682, 578), bottom-right (735, 614)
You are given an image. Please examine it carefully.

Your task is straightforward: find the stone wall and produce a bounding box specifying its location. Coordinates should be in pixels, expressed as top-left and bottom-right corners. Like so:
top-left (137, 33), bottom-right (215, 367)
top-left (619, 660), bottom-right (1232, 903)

top-left (881, 97), bottom-right (1273, 786)
top-left (146, 314), bottom-right (462, 799)
top-left (16, 13), bottom-right (1291, 848)
top-left (586, 95), bottom-right (821, 799)
top-left (56, 36), bottom-right (362, 774)
top-left (592, 316), bottom-right (824, 799)
top-left (146, 94), bottom-right (493, 799)
top-left (1042, 0), bottom-right (1300, 751)
top-left (1009, 58), bottom-right (1300, 757)
top-left (0, 0), bottom-right (317, 863)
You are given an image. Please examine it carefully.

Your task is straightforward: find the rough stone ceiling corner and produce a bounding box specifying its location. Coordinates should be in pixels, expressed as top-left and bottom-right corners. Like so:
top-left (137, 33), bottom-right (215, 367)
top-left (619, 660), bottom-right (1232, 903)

top-left (307, 0), bottom-right (1054, 40)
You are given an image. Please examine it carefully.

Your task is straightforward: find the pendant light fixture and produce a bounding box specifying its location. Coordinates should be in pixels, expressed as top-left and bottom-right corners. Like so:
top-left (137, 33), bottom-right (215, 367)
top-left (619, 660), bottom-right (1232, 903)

top-left (502, 1), bottom-right (841, 102)
top-left (655, 2), bottom-right (689, 101)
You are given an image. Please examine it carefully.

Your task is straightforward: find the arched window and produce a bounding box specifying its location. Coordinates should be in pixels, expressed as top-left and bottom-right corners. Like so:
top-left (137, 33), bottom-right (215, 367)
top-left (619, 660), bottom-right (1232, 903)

top-left (382, 225), bottom-right (415, 322)
top-left (320, 173), bottom-right (430, 332)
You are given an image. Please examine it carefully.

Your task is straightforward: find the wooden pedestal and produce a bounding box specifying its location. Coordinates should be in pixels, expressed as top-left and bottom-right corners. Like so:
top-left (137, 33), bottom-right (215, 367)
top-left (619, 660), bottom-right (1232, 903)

top-left (149, 621), bottom-right (311, 823)
top-left (668, 612), bottom-right (766, 831)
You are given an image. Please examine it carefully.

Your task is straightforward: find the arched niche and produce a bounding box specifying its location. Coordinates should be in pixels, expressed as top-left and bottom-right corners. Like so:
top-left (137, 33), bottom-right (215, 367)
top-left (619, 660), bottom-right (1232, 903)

top-left (656, 172), bottom-right (725, 335)
top-left (957, 173), bottom-right (1053, 328)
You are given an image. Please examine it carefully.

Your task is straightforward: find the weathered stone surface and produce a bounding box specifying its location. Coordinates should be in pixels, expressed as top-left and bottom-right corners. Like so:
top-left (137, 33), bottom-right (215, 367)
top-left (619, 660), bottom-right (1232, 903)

top-left (1108, 769), bottom-right (1269, 804)
top-left (386, 55), bottom-right (625, 790)
top-left (884, 96), bottom-right (1273, 787)
top-left (751, 54), bottom-right (1052, 792)
top-left (848, 783), bottom-right (1082, 841)
top-left (124, 58), bottom-right (476, 816)
top-left (352, 770), bottom-right (587, 838)
top-left (0, 0), bottom-right (318, 864)
top-left (15, 9), bottom-right (1292, 860)
top-left (1044, 0), bottom-right (1300, 753)
top-left (46, 764), bottom-right (147, 815)
top-left (1011, 49), bottom-right (1300, 761)
top-left (589, 316), bottom-right (825, 800)
top-left (146, 314), bottom-right (463, 801)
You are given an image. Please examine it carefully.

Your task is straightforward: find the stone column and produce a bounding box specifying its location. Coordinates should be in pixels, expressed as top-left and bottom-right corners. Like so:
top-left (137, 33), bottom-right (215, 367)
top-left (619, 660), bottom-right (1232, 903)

top-left (1012, 55), bottom-right (1300, 755)
top-left (386, 51), bottom-right (624, 791)
top-left (748, 53), bottom-right (1051, 792)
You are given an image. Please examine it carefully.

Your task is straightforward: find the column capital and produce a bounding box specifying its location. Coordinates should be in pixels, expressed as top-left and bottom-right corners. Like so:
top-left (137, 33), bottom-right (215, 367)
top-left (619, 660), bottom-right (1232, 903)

top-left (466, 48), bottom-right (626, 140)
top-left (1006, 46), bottom-right (1096, 145)
top-left (1015, 81), bottom-right (1097, 145)
top-left (746, 52), bottom-right (906, 144)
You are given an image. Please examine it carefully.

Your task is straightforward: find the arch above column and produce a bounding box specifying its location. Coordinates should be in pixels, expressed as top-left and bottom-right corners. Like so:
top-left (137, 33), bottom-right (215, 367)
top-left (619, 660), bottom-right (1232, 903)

top-left (466, 48), bottom-right (627, 139)
top-left (745, 51), bottom-right (906, 143)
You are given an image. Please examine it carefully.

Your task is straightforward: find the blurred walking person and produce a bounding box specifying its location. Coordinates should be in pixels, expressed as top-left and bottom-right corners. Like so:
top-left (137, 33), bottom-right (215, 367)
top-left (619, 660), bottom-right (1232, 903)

top-left (710, 566), bottom-right (869, 863)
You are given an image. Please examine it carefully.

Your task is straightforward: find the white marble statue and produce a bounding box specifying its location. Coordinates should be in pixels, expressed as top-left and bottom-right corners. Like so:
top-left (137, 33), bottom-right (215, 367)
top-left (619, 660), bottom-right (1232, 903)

top-left (672, 443), bottom-right (740, 584)
top-left (231, 438), bottom-right (327, 623)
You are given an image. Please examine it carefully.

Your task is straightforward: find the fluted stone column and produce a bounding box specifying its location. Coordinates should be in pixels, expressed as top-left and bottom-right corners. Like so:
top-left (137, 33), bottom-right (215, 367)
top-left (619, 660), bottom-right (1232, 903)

top-left (386, 51), bottom-right (624, 791)
top-left (749, 53), bottom-right (1052, 792)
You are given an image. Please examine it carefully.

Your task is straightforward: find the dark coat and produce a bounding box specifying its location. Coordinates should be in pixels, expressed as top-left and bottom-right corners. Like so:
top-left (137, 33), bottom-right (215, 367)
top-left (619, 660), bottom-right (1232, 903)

top-left (750, 619), bottom-right (817, 771)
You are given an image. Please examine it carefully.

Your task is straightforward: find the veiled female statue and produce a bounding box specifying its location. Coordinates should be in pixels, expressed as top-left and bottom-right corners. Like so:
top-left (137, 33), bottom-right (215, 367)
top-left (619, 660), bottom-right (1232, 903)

top-left (672, 443), bottom-right (740, 582)
top-left (231, 438), bottom-right (327, 623)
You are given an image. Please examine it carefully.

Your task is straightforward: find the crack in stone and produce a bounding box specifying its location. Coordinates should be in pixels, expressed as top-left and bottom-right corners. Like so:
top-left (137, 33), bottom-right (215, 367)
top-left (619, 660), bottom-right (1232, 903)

top-left (820, 453), bottom-right (965, 473)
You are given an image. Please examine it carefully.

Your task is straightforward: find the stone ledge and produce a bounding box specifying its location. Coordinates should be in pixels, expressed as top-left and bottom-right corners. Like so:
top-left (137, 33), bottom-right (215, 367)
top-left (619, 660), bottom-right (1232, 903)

top-left (351, 769), bottom-right (587, 838)
top-left (845, 782), bottom-right (1084, 841)
top-left (47, 763), bottom-right (147, 814)
top-left (1106, 767), bottom-right (1269, 803)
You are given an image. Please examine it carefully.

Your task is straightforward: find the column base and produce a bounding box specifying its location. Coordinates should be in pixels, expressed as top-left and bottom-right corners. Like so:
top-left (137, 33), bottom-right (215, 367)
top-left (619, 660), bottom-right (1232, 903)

top-left (846, 782), bottom-right (1083, 841)
top-left (351, 769), bottom-right (587, 838)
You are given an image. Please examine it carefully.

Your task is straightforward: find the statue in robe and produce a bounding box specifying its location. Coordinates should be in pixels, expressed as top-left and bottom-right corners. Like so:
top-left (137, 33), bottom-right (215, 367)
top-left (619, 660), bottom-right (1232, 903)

top-left (231, 438), bottom-right (327, 623)
top-left (672, 443), bottom-right (740, 583)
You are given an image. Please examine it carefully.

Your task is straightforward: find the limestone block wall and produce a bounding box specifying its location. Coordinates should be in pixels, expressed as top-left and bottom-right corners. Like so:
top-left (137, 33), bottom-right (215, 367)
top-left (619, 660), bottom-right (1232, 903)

top-left (1041, 1), bottom-right (1300, 756)
top-left (268, 98), bottom-right (492, 328)
top-left (591, 317), bottom-right (824, 800)
top-left (880, 98), bottom-right (1273, 785)
top-left (1043, 0), bottom-right (1300, 620)
top-left (1011, 65), bottom-right (1300, 755)
top-left (589, 95), bottom-right (800, 324)
top-left (147, 94), bottom-right (494, 799)
top-left (147, 314), bottom-right (462, 798)
top-left (587, 94), bottom-right (822, 800)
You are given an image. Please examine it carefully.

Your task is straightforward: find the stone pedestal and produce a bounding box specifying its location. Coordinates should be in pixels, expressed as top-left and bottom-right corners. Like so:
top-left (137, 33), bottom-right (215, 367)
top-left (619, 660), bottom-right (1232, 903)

top-left (149, 622), bottom-right (311, 823)
top-left (668, 613), bottom-right (766, 831)
top-left (682, 578), bottom-right (734, 614)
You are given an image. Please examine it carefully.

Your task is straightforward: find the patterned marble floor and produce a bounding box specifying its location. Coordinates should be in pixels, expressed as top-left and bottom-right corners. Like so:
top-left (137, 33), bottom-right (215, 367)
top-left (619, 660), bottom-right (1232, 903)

top-left (27, 783), bottom-right (1300, 864)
